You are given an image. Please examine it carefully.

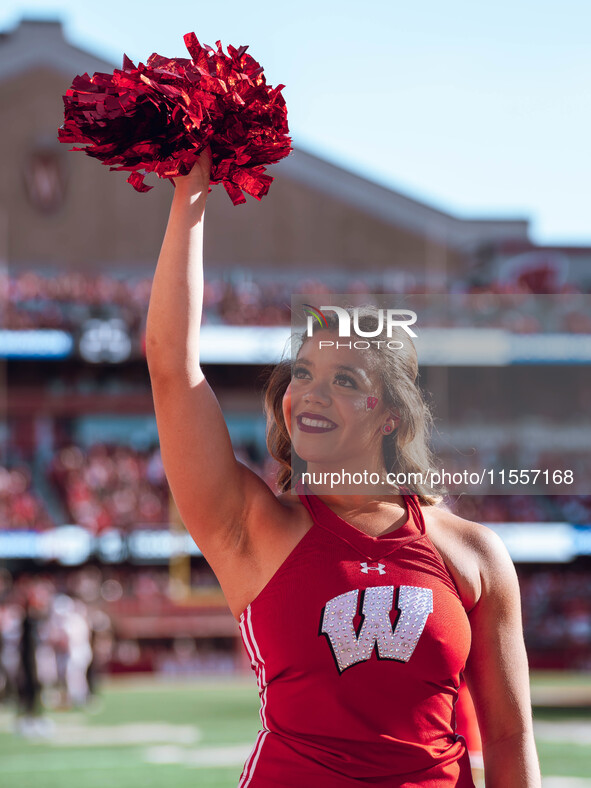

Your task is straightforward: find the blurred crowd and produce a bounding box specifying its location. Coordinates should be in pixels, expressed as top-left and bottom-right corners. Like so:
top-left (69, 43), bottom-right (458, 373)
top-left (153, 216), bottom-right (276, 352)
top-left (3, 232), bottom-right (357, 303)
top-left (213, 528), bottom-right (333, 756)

top-left (520, 568), bottom-right (591, 670)
top-left (0, 464), bottom-right (54, 530)
top-left (1, 270), bottom-right (590, 332)
top-left (1, 440), bottom-right (590, 534)
top-left (0, 272), bottom-right (152, 333)
top-left (49, 444), bottom-right (168, 532)
top-left (453, 494), bottom-right (591, 524)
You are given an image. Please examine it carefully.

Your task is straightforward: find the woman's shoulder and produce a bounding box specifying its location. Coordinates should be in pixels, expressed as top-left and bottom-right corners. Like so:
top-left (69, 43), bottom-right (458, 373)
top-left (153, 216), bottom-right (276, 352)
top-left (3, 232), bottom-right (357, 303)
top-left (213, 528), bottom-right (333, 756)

top-left (421, 503), bottom-right (513, 612)
top-left (238, 472), bottom-right (313, 552)
top-left (424, 503), bottom-right (505, 549)
top-left (202, 471), bottom-right (313, 620)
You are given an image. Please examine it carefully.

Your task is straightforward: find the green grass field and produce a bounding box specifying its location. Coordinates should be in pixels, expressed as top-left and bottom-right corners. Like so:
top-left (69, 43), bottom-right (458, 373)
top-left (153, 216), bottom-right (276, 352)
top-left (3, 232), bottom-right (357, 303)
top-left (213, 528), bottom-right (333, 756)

top-left (0, 673), bottom-right (590, 787)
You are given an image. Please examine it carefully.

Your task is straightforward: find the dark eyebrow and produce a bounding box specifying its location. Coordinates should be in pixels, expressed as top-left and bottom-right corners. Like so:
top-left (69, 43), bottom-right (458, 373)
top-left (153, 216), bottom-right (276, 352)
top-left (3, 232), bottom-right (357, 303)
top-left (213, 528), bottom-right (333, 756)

top-left (294, 358), bottom-right (370, 382)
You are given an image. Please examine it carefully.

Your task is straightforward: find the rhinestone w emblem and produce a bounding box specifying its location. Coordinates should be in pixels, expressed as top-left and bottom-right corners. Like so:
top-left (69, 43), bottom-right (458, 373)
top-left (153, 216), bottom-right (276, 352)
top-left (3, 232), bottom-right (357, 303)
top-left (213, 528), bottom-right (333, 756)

top-left (360, 562), bottom-right (385, 574)
top-left (320, 585), bottom-right (433, 673)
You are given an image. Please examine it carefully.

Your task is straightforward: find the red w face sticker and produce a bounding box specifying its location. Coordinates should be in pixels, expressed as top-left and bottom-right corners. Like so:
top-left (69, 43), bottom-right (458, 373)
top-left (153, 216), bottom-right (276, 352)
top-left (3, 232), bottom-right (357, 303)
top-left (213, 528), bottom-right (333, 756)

top-left (366, 396), bottom-right (378, 410)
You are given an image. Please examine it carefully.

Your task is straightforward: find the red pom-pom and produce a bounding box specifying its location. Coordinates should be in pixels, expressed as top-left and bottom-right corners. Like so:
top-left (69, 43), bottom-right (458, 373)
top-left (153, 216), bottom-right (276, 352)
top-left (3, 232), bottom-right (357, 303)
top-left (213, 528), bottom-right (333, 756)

top-left (58, 35), bottom-right (292, 204)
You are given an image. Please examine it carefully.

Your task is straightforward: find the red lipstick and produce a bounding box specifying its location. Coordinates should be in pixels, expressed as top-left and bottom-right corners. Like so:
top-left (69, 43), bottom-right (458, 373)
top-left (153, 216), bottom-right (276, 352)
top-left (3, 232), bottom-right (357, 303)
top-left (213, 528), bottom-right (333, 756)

top-left (296, 412), bottom-right (338, 433)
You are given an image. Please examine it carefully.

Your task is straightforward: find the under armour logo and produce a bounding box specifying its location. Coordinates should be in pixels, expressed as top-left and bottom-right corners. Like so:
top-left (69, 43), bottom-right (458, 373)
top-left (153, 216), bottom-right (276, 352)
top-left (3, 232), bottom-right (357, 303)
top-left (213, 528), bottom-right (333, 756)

top-left (360, 562), bottom-right (386, 574)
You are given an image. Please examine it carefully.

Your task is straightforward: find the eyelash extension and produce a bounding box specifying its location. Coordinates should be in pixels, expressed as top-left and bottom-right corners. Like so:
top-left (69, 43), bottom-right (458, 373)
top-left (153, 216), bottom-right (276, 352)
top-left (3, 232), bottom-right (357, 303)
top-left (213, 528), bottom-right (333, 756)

top-left (292, 365), bottom-right (308, 378)
top-left (334, 373), bottom-right (356, 388)
top-left (292, 367), bottom-right (356, 388)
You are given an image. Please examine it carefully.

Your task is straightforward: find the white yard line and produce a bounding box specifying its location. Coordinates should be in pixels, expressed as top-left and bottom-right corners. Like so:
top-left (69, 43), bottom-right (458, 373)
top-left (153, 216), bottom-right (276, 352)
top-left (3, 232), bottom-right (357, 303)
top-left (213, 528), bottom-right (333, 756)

top-left (144, 743), bottom-right (254, 767)
top-left (0, 751), bottom-right (142, 773)
top-left (535, 719), bottom-right (591, 745)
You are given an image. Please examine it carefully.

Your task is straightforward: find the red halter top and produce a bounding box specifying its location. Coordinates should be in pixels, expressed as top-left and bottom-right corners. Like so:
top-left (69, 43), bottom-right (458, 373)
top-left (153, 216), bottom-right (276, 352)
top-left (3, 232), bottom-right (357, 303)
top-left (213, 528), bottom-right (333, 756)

top-left (238, 483), bottom-right (474, 787)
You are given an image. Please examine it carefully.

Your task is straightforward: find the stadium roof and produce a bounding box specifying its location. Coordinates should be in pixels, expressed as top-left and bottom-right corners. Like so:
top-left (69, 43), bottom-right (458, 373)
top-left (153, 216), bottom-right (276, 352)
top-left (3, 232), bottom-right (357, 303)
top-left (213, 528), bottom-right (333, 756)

top-left (274, 147), bottom-right (531, 249)
top-left (0, 17), bottom-right (531, 252)
top-left (0, 17), bottom-right (114, 80)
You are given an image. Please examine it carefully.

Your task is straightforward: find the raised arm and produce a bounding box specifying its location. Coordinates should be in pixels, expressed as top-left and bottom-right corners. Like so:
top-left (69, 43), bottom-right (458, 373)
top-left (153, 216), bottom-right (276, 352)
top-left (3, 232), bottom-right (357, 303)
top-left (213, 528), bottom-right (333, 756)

top-left (145, 151), bottom-right (271, 560)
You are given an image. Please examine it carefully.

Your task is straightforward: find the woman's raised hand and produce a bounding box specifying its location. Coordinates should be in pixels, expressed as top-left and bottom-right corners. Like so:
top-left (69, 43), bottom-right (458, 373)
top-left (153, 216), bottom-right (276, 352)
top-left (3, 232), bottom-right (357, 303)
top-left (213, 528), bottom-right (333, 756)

top-left (173, 146), bottom-right (212, 195)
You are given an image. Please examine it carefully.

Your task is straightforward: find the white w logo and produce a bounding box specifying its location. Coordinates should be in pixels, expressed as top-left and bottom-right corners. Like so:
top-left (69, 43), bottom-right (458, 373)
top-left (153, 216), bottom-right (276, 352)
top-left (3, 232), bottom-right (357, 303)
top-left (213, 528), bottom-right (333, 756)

top-left (320, 585), bottom-right (433, 673)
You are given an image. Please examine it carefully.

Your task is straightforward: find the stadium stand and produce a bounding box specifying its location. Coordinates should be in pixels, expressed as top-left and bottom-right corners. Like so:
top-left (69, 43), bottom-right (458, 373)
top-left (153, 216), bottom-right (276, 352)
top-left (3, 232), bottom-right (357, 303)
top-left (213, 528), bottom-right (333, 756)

top-left (1, 17), bottom-right (590, 686)
top-left (48, 444), bottom-right (168, 533)
top-left (2, 270), bottom-right (590, 331)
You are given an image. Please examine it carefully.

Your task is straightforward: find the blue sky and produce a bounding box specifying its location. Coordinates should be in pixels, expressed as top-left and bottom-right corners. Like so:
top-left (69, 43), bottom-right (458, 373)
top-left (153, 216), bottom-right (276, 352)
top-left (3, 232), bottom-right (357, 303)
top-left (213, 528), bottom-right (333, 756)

top-left (3, 0), bottom-right (590, 244)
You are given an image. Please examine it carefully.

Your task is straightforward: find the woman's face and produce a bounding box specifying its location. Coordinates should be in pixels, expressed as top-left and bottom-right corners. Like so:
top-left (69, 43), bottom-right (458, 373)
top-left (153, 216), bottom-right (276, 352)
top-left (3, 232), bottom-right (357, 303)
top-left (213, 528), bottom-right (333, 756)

top-left (282, 335), bottom-right (398, 467)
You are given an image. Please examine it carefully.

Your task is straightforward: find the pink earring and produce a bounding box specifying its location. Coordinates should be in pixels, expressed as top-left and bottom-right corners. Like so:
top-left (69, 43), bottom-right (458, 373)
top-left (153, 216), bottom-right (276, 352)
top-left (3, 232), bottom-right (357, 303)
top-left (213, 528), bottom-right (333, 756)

top-left (381, 424), bottom-right (394, 435)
